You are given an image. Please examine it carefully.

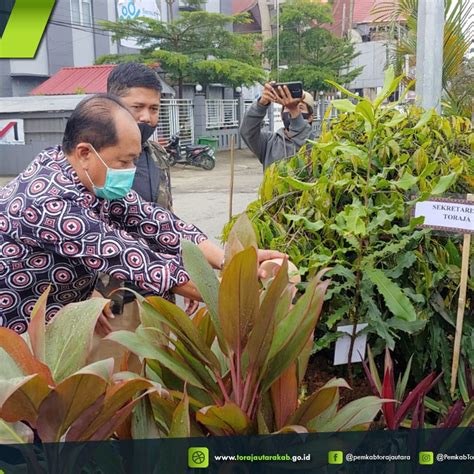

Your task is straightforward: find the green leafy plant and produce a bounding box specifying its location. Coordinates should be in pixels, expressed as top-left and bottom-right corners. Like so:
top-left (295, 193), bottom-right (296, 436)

top-left (222, 67), bottom-right (473, 390)
top-left (109, 216), bottom-right (386, 436)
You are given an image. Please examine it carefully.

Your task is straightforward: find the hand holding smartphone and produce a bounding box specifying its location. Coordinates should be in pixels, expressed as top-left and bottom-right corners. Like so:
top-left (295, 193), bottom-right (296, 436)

top-left (271, 81), bottom-right (303, 99)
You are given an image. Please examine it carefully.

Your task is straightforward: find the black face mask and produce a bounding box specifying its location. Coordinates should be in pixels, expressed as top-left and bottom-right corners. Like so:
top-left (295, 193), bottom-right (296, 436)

top-left (281, 112), bottom-right (311, 130)
top-left (138, 122), bottom-right (157, 144)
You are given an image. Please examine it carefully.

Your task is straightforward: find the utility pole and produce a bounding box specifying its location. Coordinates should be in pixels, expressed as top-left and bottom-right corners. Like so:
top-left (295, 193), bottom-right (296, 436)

top-left (165, 0), bottom-right (174, 21)
top-left (415, 0), bottom-right (444, 112)
top-left (258, 0), bottom-right (272, 69)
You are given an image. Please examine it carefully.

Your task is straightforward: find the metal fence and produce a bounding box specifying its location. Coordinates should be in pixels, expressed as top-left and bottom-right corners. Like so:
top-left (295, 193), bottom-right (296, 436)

top-left (154, 99), bottom-right (194, 147)
top-left (206, 99), bottom-right (239, 129)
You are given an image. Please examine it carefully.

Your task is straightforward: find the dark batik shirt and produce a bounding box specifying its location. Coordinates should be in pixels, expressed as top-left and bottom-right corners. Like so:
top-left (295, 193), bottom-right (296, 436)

top-left (0, 146), bottom-right (207, 333)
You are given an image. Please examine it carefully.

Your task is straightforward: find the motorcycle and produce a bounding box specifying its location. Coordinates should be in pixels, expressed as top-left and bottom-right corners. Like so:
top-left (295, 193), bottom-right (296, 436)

top-left (165, 134), bottom-right (216, 170)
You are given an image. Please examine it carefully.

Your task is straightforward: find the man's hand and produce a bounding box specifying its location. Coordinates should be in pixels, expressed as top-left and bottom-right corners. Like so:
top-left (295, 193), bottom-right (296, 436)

top-left (259, 83), bottom-right (302, 116)
top-left (258, 82), bottom-right (280, 106)
top-left (256, 249), bottom-right (287, 279)
top-left (184, 297), bottom-right (200, 316)
top-left (95, 302), bottom-right (115, 337)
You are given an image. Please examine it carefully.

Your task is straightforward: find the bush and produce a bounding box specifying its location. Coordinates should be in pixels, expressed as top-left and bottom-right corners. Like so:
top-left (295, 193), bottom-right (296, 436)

top-left (223, 68), bottom-right (474, 393)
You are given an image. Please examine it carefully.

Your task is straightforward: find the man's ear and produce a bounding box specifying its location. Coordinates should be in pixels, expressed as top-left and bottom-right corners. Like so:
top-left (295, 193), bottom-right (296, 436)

top-left (75, 143), bottom-right (92, 169)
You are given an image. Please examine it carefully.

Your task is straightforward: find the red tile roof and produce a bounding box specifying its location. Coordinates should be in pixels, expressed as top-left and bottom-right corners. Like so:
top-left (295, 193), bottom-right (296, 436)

top-left (330, 0), bottom-right (400, 36)
top-left (30, 65), bottom-right (115, 96)
top-left (352, 0), bottom-right (386, 24)
top-left (232, 0), bottom-right (256, 15)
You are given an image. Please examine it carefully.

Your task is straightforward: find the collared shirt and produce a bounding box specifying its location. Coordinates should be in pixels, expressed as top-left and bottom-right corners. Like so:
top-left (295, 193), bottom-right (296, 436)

top-left (0, 146), bottom-right (207, 333)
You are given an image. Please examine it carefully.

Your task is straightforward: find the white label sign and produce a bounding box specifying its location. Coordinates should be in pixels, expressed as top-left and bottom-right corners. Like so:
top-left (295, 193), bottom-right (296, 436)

top-left (0, 119), bottom-right (25, 145)
top-left (414, 199), bottom-right (474, 234)
top-left (333, 323), bottom-right (368, 365)
top-left (117, 0), bottom-right (161, 49)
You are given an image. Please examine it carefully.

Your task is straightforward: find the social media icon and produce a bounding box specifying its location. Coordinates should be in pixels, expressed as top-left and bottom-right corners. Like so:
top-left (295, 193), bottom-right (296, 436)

top-left (188, 447), bottom-right (209, 468)
top-left (328, 451), bottom-right (343, 465)
top-left (419, 452), bottom-right (434, 465)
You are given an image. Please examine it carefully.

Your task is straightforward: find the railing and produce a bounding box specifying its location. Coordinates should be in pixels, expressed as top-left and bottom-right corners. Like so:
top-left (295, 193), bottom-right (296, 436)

top-left (153, 99), bottom-right (194, 147)
top-left (206, 99), bottom-right (239, 129)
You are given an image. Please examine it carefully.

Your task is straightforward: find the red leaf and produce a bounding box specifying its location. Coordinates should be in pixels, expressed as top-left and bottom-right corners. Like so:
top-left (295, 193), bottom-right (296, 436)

top-left (270, 363), bottom-right (298, 430)
top-left (381, 367), bottom-right (396, 429)
top-left (0, 328), bottom-right (53, 384)
top-left (362, 358), bottom-right (380, 397)
top-left (438, 400), bottom-right (465, 429)
top-left (393, 372), bottom-right (442, 428)
top-left (27, 287), bottom-right (50, 362)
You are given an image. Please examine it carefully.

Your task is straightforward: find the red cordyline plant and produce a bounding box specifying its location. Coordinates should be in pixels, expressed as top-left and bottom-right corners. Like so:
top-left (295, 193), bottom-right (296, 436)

top-left (362, 347), bottom-right (443, 429)
top-left (108, 215), bottom-right (388, 436)
top-left (0, 288), bottom-right (160, 445)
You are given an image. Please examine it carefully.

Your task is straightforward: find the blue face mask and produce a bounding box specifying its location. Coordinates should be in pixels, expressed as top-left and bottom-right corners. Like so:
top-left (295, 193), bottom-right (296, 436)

top-left (85, 145), bottom-right (136, 200)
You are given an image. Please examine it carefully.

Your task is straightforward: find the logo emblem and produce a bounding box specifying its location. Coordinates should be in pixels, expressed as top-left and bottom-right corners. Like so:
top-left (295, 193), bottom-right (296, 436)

top-left (0, 0), bottom-right (56, 58)
top-left (188, 447), bottom-right (209, 468)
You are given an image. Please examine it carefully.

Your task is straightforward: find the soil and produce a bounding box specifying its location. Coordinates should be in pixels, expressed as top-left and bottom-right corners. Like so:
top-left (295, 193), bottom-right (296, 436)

top-left (304, 353), bottom-right (373, 407)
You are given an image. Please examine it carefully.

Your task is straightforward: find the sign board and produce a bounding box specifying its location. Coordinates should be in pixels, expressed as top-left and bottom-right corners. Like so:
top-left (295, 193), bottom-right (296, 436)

top-left (117, 0), bottom-right (161, 49)
top-left (333, 323), bottom-right (368, 365)
top-left (0, 119), bottom-right (25, 145)
top-left (414, 197), bottom-right (474, 234)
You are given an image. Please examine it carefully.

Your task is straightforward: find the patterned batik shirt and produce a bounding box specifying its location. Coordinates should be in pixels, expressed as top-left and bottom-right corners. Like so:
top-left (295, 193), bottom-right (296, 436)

top-left (0, 146), bottom-right (207, 333)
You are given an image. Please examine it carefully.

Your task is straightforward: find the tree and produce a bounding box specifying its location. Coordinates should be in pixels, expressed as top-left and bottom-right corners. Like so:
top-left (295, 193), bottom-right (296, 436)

top-left (374, 0), bottom-right (473, 117)
top-left (98, 11), bottom-right (265, 97)
top-left (443, 58), bottom-right (473, 118)
top-left (263, 0), bottom-right (362, 93)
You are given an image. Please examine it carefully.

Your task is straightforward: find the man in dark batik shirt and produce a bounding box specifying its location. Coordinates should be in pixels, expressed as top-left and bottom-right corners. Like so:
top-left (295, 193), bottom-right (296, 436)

top-left (0, 94), bottom-right (284, 343)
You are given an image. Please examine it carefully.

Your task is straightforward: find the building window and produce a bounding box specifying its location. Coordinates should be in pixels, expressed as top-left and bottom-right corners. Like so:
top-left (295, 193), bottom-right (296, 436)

top-left (71, 0), bottom-right (92, 26)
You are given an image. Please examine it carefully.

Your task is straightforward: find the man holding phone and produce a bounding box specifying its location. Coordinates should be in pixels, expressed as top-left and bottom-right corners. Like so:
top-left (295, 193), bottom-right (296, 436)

top-left (240, 82), bottom-right (315, 170)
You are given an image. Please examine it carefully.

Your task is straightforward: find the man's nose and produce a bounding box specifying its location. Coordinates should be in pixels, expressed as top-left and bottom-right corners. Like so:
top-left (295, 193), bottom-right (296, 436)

top-left (138, 110), bottom-right (152, 124)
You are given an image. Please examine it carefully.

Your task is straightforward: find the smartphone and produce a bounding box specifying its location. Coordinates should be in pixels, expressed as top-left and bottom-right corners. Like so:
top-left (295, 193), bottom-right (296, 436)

top-left (272, 81), bottom-right (303, 99)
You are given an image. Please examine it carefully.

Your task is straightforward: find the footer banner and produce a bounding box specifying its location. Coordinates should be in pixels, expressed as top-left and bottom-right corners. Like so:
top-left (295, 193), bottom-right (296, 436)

top-left (0, 428), bottom-right (472, 473)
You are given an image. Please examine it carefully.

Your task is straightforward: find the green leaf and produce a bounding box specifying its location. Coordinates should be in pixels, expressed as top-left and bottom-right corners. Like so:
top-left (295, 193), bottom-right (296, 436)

top-left (169, 389), bottom-right (190, 438)
top-left (384, 112), bottom-right (407, 127)
top-left (146, 297), bottom-right (221, 371)
top-left (281, 176), bottom-right (317, 191)
top-left (356, 100), bottom-right (375, 126)
top-left (374, 66), bottom-right (403, 108)
top-left (283, 214), bottom-right (324, 233)
top-left (413, 108), bottom-right (434, 129)
top-left (107, 331), bottom-right (205, 389)
top-left (367, 346), bottom-right (382, 395)
top-left (196, 403), bottom-right (250, 435)
top-left (0, 420), bottom-right (34, 444)
top-left (317, 396), bottom-right (386, 432)
top-left (395, 171), bottom-right (418, 191)
top-left (396, 355), bottom-right (413, 402)
top-left (325, 80), bottom-right (361, 100)
top-left (430, 173), bottom-right (457, 195)
top-left (332, 99), bottom-right (356, 113)
top-left (45, 298), bottom-right (109, 383)
top-left (364, 268), bottom-right (417, 322)
top-left (289, 378), bottom-right (349, 426)
top-left (181, 240), bottom-right (223, 345)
